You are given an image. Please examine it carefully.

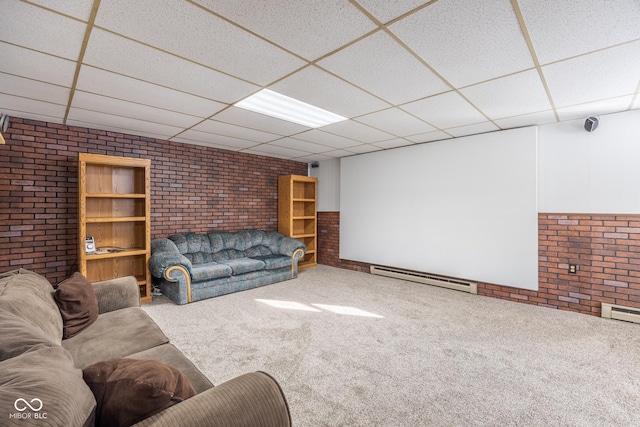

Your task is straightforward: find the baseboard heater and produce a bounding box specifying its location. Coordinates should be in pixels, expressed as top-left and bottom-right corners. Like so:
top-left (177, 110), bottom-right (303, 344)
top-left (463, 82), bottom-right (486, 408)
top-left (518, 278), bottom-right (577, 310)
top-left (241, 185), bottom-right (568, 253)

top-left (601, 303), bottom-right (640, 324)
top-left (370, 265), bottom-right (477, 295)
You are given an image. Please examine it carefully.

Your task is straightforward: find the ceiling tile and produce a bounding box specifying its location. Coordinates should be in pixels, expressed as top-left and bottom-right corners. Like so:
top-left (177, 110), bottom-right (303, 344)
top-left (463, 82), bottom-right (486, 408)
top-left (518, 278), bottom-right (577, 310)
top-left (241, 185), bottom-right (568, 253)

top-left (519, 0), bottom-right (640, 64)
top-left (67, 108), bottom-right (183, 138)
top-left (494, 110), bottom-right (557, 130)
top-left (270, 138), bottom-right (333, 154)
top-left (445, 121), bottom-right (499, 138)
top-left (0, 94), bottom-right (66, 121)
top-left (75, 66), bottom-right (226, 118)
top-left (320, 120), bottom-right (395, 143)
top-left (94, 0), bottom-right (305, 85)
top-left (343, 144), bottom-right (383, 154)
top-left (294, 129), bottom-right (362, 149)
top-left (0, 43), bottom-right (76, 87)
top-left (210, 107), bottom-right (310, 136)
top-left (193, 0), bottom-right (377, 60)
top-left (543, 41), bottom-right (640, 108)
top-left (389, 0), bottom-right (534, 87)
top-left (0, 1), bottom-right (87, 60)
top-left (0, 73), bottom-right (70, 105)
top-left (295, 153), bottom-right (335, 162)
top-left (357, 0), bottom-right (429, 24)
top-left (355, 108), bottom-right (436, 137)
top-left (28, 0), bottom-right (95, 21)
top-left (83, 29), bottom-right (258, 104)
top-left (192, 119), bottom-right (281, 143)
top-left (271, 66), bottom-right (390, 118)
top-left (405, 130), bottom-right (452, 144)
top-left (173, 130), bottom-right (257, 150)
top-left (318, 30), bottom-right (449, 105)
top-left (401, 91), bottom-right (487, 129)
top-left (372, 138), bottom-right (416, 149)
top-left (72, 91), bottom-right (203, 129)
top-left (556, 96), bottom-right (635, 122)
top-left (461, 69), bottom-right (551, 120)
top-left (243, 144), bottom-right (310, 160)
top-left (321, 149), bottom-right (358, 158)
top-left (66, 119), bottom-right (171, 141)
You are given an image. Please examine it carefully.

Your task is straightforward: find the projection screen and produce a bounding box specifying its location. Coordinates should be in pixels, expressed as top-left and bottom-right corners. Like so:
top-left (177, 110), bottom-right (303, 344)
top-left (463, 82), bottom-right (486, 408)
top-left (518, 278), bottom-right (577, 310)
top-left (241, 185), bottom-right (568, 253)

top-left (340, 127), bottom-right (538, 290)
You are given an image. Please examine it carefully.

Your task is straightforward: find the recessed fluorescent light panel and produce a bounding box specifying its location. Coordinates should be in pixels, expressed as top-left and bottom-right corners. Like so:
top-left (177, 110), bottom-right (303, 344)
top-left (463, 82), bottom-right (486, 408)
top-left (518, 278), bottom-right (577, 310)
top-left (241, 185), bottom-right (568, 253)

top-left (235, 89), bottom-right (347, 128)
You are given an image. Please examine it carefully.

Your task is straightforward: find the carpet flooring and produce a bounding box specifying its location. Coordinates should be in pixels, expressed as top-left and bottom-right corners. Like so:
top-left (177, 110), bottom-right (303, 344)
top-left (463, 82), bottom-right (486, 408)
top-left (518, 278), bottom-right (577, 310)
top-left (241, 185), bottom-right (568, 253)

top-left (143, 265), bottom-right (640, 426)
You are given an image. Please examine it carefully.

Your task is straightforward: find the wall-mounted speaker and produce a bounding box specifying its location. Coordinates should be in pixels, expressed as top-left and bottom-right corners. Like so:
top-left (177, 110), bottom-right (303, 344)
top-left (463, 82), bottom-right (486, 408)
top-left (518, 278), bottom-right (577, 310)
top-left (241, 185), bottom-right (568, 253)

top-left (0, 113), bottom-right (8, 144)
top-left (584, 116), bottom-right (599, 132)
top-left (0, 113), bottom-right (9, 133)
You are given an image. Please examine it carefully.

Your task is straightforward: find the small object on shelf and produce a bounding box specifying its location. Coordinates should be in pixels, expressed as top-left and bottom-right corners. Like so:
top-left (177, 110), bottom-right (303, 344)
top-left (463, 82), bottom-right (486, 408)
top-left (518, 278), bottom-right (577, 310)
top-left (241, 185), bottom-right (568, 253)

top-left (278, 174), bottom-right (318, 269)
top-left (78, 153), bottom-right (152, 303)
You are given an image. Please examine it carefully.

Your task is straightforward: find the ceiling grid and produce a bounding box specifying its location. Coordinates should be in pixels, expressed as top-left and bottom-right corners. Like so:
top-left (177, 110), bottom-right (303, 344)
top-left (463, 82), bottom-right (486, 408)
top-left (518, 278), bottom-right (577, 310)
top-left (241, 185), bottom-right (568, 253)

top-left (1, 0), bottom-right (639, 161)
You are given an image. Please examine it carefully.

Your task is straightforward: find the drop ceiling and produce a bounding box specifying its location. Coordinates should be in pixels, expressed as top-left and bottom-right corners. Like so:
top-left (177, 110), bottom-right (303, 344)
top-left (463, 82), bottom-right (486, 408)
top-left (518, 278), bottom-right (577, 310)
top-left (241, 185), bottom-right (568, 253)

top-left (1, 0), bottom-right (639, 161)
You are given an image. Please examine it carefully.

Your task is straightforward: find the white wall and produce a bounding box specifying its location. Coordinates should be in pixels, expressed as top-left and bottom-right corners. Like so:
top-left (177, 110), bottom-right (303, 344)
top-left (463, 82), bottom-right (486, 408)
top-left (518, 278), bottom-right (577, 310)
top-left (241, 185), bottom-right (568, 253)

top-left (538, 109), bottom-right (640, 213)
top-left (316, 108), bottom-right (640, 290)
top-left (340, 127), bottom-right (539, 290)
top-left (310, 158), bottom-right (340, 212)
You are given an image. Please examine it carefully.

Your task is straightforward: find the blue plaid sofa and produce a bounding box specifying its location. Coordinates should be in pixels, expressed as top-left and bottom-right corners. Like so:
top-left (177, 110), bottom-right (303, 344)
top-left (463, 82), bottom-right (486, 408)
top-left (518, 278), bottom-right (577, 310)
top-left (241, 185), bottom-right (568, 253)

top-left (149, 229), bottom-right (306, 305)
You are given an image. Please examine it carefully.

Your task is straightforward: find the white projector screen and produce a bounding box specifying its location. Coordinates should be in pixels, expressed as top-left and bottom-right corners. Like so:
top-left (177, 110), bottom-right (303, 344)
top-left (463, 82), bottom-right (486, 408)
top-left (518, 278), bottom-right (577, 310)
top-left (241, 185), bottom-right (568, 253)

top-left (340, 127), bottom-right (538, 290)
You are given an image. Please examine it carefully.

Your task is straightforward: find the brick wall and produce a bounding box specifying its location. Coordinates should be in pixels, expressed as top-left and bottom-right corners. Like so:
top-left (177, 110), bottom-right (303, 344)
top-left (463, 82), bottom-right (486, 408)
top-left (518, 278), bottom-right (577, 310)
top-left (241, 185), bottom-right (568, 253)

top-left (0, 117), bottom-right (307, 284)
top-left (317, 211), bottom-right (370, 272)
top-left (317, 211), bottom-right (640, 317)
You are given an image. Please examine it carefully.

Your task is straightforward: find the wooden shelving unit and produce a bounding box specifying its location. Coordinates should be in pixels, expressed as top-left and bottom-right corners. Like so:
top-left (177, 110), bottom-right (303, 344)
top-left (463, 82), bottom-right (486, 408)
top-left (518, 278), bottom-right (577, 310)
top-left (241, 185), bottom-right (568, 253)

top-left (278, 175), bottom-right (318, 269)
top-left (78, 153), bottom-right (152, 303)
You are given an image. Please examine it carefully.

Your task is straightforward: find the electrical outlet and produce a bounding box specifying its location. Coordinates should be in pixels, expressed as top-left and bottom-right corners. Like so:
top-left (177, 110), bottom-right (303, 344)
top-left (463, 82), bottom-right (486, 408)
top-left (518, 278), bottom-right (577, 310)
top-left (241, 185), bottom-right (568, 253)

top-left (569, 264), bottom-right (577, 274)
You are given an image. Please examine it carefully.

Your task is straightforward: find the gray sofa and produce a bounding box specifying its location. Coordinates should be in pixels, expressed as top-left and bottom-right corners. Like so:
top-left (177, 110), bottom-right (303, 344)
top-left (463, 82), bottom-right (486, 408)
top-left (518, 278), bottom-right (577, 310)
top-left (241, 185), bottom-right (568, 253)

top-left (0, 268), bottom-right (291, 427)
top-left (149, 229), bottom-right (306, 305)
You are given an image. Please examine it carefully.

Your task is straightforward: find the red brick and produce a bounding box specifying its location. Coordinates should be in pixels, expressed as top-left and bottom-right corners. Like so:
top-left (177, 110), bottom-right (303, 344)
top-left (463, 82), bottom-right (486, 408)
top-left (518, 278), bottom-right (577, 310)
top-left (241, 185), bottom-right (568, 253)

top-left (0, 116), bottom-right (306, 284)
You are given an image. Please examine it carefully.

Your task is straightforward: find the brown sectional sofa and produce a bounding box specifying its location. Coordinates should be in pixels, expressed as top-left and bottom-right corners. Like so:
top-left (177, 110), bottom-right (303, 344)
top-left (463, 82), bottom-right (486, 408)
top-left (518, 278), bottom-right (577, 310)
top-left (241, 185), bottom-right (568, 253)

top-left (0, 268), bottom-right (291, 427)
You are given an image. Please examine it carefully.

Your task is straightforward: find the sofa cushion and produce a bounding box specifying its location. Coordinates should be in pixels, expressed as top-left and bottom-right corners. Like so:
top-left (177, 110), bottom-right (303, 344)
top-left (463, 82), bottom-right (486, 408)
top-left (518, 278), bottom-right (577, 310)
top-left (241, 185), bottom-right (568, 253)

top-left (0, 310), bottom-right (57, 362)
top-left (128, 343), bottom-right (214, 394)
top-left (190, 262), bottom-right (233, 282)
top-left (0, 268), bottom-right (63, 344)
top-left (62, 307), bottom-right (169, 369)
top-left (238, 229), bottom-right (266, 249)
top-left (83, 358), bottom-right (196, 427)
top-left (0, 344), bottom-right (96, 427)
top-left (250, 254), bottom-right (292, 270)
top-left (222, 258), bottom-right (266, 275)
top-left (170, 232), bottom-right (211, 254)
top-left (184, 251), bottom-right (215, 264)
top-left (245, 245), bottom-right (273, 257)
top-left (54, 272), bottom-right (99, 339)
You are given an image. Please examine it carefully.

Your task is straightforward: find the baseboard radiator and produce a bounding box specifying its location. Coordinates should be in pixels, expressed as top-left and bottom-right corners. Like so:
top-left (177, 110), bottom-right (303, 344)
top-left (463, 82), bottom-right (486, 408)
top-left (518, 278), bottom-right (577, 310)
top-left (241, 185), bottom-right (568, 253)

top-left (601, 303), bottom-right (640, 324)
top-left (370, 265), bottom-right (477, 295)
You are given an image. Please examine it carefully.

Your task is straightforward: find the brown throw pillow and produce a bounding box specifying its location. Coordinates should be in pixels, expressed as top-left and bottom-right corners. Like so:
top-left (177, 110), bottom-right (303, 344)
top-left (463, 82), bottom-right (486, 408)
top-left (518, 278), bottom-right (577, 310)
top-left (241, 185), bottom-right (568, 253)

top-left (83, 358), bottom-right (197, 427)
top-left (54, 272), bottom-right (99, 339)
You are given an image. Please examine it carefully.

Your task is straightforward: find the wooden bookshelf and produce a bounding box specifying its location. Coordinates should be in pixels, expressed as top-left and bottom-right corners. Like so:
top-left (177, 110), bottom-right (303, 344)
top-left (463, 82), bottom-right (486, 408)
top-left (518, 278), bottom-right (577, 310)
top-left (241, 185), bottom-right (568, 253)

top-left (78, 153), bottom-right (151, 302)
top-left (278, 175), bottom-right (318, 269)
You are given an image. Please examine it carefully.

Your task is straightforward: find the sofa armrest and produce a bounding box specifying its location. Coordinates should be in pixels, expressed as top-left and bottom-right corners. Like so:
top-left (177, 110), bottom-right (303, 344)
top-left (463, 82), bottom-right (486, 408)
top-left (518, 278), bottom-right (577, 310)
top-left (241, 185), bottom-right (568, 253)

top-left (92, 276), bottom-right (140, 314)
top-left (273, 234), bottom-right (307, 258)
top-left (149, 238), bottom-right (193, 279)
top-left (131, 372), bottom-right (291, 427)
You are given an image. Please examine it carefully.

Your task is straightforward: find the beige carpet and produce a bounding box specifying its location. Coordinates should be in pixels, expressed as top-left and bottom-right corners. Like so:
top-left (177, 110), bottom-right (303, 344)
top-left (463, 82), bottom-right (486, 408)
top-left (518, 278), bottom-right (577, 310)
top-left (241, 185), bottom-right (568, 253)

top-left (143, 265), bottom-right (640, 426)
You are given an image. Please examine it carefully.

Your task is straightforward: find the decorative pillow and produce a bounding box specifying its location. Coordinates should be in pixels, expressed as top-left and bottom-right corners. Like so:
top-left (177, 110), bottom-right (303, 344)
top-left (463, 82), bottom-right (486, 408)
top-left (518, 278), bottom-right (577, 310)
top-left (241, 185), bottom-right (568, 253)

top-left (83, 358), bottom-right (196, 427)
top-left (54, 272), bottom-right (99, 339)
